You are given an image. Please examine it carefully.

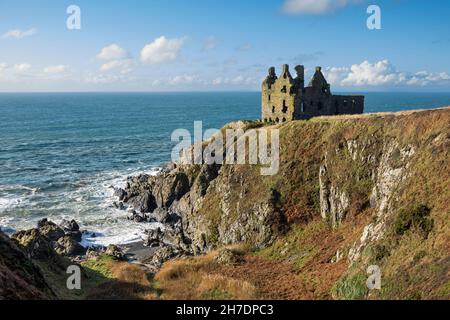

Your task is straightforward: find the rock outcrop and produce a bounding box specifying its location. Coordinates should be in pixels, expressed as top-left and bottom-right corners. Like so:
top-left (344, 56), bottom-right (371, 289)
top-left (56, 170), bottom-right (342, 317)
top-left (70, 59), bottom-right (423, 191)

top-left (0, 229), bottom-right (56, 299)
top-left (5, 108), bottom-right (445, 300)
top-left (13, 219), bottom-right (86, 258)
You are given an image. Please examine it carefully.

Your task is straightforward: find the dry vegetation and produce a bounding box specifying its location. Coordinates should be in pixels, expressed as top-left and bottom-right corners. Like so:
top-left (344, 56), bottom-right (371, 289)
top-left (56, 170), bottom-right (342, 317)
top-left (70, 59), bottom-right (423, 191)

top-left (82, 255), bottom-right (158, 300)
top-left (163, 107), bottom-right (449, 300)
top-left (154, 245), bottom-right (259, 300)
top-left (72, 107), bottom-right (450, 300)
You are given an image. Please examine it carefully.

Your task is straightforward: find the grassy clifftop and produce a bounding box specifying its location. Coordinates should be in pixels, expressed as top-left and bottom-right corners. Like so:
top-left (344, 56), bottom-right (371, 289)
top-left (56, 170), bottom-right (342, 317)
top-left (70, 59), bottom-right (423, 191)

top-left (2, 107), bottom-right (448, 300)
top-left (157, 106), bottom-right (449, 300)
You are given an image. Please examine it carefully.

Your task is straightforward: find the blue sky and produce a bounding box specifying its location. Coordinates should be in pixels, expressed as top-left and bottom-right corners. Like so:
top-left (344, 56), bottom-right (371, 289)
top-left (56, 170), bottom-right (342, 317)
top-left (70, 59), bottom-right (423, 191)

top-left (0, 0), bottom-right (449, 92)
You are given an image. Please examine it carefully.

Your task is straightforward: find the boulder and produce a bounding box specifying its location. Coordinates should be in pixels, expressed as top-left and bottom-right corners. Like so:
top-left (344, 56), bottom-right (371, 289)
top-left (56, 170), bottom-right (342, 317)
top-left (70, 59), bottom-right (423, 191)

top-left (144, 228), bottom-right (164, 247)
top-left (37, 219), bottom-right (65, 241)
top-left (54, 236), bottom-right (85, 256)
top-left (143, 224), bottom-right (189, 250)
top-left (128, 191), bottom-right (157, 213)
top-left (59, 219), bottom-right (82, 242)
top-left (149, 246), bottom-right (180, 268)
top-left (105, 244), bottom-right (124, 260)
top-left (114, 188), bottom-right (128, 201)
top-left (215, 248), bottom-right (242, 265)
top-left (11, 229), bottom-right (55, 260)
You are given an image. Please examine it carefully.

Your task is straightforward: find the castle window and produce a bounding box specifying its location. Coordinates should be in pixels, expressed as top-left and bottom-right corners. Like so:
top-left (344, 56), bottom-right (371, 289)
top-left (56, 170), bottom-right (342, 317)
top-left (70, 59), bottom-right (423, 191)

top-left (352, 99), bottom-right (356, 106)
top-left (282, 100), bottom-right (288, 113)
top-left (282, 118), bottom-right (286, 122)
top-left (343, 100), bottom-right (348, 107)
top-left (276, 117), bottom-right (279, 123)
top-left (272, 106), bottom-right (275, 113)
top-left (268, 95), bottom-right (271, 101)
top-left (281, 85), bottom-right (287, 93)
top-left (322, 87), bottom-right (328, 94)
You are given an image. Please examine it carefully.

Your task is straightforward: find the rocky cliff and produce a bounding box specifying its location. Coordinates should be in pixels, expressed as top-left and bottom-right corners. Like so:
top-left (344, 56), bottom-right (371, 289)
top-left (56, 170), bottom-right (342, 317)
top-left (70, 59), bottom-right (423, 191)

top-left (2, 106), bottom-right (449, 300)
top-left (0, 229), bottom-right (56, 299)
top-left (119, 107), bottom-right (450, 299)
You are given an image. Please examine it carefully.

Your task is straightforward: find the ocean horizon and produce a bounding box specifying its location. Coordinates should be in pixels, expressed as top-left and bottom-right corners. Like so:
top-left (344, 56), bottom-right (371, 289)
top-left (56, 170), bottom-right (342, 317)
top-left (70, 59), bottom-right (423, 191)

top-left (1, 91), bottom-right (450, 246)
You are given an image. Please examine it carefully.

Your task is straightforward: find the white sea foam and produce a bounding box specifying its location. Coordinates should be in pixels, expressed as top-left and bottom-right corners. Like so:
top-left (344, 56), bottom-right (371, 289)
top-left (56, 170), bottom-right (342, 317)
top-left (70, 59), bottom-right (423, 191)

top-left (1, 166), bottom-right (164, 246)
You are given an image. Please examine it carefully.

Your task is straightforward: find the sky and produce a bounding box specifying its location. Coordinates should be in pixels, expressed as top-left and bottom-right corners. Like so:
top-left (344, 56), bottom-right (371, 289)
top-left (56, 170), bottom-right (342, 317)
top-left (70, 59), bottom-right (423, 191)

top-left (0, 0), bottom-right (449, 92)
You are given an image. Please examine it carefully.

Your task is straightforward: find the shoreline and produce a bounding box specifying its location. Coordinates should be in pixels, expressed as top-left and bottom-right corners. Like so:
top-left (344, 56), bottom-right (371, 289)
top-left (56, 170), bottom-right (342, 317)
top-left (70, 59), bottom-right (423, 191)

top-left (1, 105), bottom-right (449, 299)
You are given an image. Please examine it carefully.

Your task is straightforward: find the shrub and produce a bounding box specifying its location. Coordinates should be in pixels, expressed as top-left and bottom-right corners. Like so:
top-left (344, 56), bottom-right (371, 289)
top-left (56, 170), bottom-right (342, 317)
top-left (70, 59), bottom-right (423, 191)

top-left (393, 205), bottom-right (433, 238)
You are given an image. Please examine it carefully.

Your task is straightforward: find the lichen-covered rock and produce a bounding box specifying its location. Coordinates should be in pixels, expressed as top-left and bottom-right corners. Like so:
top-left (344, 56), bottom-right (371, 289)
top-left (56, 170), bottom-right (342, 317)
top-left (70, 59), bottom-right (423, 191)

top-left (12, 229), bottom-right (55, 260)
top-left (59, 219), bottom-right (82, 242)
top-left (148, 246), bottom-right (181, 269)
top-left (348, 142), bottom-right (416, 263)
top-left (54, 236), bottom-right (85, 256)
top-left (215, 248), bottom-right (242, 265)
top-left (105, 244), bottom-right (125, 260)
top-left (37, 219), bottom-right (65, 241)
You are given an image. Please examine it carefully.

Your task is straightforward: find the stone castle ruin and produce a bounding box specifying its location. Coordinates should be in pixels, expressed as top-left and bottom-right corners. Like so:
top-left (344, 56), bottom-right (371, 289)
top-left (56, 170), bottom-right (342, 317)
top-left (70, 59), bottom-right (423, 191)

top-left (262, 64), bottom-right (364, 122)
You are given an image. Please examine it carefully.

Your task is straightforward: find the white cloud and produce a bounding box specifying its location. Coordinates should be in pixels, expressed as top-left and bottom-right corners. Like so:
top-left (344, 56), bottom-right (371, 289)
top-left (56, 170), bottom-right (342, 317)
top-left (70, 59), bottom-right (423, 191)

top-left (212, 77), bottom-right (224, 85)
top-left (96, 44), bottom-right (133, 74)
top-left (282, 0), bottom-right (359, 15)
top-left (323, 60), bottom-right (450, 87)
top-left (84, 73), bottom-right (132, 84)
top-left (212, 75), bottom-right (258, 86)
top-left (44, 65), bottom-right (67, 74)
top-left (341, 60), bottom-right (403, 86)
top-left (203, 36), bottom-right (217, 51)
top-left (406, 71), bottom-right (450, 86)
top-left (323, 66), bottom-right (349, 85)
top-left (169, 74), bottom-right (197, 85)
top-left (0, 63), bottom-right (8, 73)
top-left (100, 59), bottom-right (133, 74)
top-left (1, 28), bottom-right (37, 39)
top-left (140, 36), bottom-right (186, 64)
top-left (96, 43), bottom-right (128, 60)
top-left (14, 63), bottom-right (31, 73)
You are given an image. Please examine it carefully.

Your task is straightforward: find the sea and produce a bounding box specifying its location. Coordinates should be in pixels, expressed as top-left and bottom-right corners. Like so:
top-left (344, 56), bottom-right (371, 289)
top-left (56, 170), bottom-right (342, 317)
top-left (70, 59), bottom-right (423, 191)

top-left (1, 92), bottom-right (449, 246)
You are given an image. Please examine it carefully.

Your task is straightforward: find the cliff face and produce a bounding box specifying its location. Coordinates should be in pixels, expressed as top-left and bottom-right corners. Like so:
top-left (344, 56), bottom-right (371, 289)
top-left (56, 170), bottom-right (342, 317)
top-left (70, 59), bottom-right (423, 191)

top-left (3, 107), bottom-right (447, 300)
top-left (0, 230), bottom-right (56, 299)
top-left (124, 107), bottom-right (450, 299)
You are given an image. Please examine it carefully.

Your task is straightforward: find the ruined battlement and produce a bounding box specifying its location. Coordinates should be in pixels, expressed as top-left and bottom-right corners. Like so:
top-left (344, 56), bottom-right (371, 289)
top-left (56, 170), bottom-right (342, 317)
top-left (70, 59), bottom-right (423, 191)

top-left (262, 64), bottom-right (364, 122)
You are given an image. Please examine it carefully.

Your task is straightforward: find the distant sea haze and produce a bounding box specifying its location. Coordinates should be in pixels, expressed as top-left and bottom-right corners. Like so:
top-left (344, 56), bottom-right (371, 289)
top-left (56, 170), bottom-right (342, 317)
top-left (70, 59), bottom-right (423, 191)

top-left (0, 92), bottom-right (449, 245)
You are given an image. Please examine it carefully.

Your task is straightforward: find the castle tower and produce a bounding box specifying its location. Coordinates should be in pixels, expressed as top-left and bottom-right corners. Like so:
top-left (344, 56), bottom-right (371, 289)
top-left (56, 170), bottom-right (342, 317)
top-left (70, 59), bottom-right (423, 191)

top-left (294, 65), bottom-right (305, 88)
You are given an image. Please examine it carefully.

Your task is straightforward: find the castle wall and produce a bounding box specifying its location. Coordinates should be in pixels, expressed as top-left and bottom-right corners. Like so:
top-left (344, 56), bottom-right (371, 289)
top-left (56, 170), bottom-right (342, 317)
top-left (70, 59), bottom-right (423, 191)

top-left (332, 95), bottom-right (364, 115)
top-left (262, 65), bottom-right (364, 121)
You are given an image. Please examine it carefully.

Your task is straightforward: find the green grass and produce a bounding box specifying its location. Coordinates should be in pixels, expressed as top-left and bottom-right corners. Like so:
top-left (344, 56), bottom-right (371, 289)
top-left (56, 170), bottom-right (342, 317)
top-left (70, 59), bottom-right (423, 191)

top-left (332, 272), bottom-right (368, 300)
top-left (81, 254), bottom-right (115, 279)
top-left (256, 220), bottom-right (327, 269)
